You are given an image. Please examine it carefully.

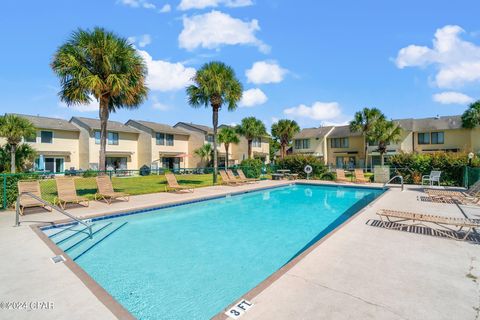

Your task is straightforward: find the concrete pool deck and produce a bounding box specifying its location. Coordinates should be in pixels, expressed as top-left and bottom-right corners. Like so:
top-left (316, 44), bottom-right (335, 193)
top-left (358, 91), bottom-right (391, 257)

top-left (0, 180), bottom-right (479, 319)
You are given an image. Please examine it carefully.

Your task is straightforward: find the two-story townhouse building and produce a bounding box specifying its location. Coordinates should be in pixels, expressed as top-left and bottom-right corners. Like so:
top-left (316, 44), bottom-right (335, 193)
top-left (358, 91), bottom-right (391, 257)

top-left (11, 114), bottom-right (81, 172)
top-left (326, 126), bottom-right (366, 169)
top-left (174, 122), bottom-right (217, 167)
top-left (126, 120), bottom-right (191, 170)
top-left (70, 117), bottom-right (140, 170)
top-left (174, 122), bottom-right (271, 166)
top-left (291, 126), bottom-right (335, 163)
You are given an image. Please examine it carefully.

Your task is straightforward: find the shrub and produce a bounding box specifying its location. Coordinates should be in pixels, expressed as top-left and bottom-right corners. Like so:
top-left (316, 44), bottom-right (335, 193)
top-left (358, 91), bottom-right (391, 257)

top-left (276, 155), bottom-right (327, 179)
top-left (319, 171), bottom-right (335, 181)
top-left (240, 158), bottom-right (263, 178)
top-left (388, 152), bottom-right (480, 186)
top-left (82, 169), bottom-right (98, 178)
top-left (0, 173), bottom-right (40, 208)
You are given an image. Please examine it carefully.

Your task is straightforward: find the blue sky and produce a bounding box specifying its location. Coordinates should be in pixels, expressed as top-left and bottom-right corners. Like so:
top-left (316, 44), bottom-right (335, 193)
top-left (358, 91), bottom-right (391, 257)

top-left (1, 0), bottom-right (479, 129)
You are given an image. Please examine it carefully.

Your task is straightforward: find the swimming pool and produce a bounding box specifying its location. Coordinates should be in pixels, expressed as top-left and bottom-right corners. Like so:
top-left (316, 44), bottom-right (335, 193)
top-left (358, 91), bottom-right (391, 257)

top-left (43, 184), bottom-right (383, 319)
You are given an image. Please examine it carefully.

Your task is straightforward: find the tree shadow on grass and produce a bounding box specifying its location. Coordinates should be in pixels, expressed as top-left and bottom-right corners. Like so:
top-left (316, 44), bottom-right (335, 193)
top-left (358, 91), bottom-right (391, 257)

top-left (177, 179), bottom-right (205, 185)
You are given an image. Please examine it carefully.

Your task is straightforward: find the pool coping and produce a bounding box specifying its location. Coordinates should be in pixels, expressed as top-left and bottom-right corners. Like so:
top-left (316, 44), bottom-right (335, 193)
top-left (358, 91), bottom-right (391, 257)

top-left (30, 181), bottom-right (387, 320)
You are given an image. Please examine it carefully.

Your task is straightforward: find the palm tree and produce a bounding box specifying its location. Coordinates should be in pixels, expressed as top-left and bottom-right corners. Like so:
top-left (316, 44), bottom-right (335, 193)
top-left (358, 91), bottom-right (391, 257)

top-left (194, 144), bottom-right (213, 166)
top-left (371, 119), bottom-right (402, 165)
top-left (461, 100), bottom-right (480, 129)
top-left (218, 127), bottom-right (239, 167)
top-left (349, 108), bottom-right (385, 168)
top-left (51, 27), bottom-right (148, 171)
top-left (186, 62), bottom-right (243, 183)
top-left (0, 143), bottom-right (36, 172)
top-left (236, 117), bottom-right (267, 159)
top-left (271, 119), bottom-right (300, 159)
top-left (0, 114), bottom-right (36, 173)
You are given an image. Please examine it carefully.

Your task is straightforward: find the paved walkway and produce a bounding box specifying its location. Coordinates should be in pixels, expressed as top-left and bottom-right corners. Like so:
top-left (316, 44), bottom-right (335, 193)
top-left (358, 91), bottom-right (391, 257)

top-left (0, 180), bottom-right (479, 320)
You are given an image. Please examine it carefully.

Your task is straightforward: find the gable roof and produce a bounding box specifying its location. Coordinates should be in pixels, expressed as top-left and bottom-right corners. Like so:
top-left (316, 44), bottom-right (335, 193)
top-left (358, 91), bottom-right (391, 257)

top-left (71, 117), bottom-right (139, 133)
top-left (411, 115), bottom-right (463, 131)
top-left (294, 126), bottom-right (334, 139)
top-left (174, 122), bottom-right (214, 134)
top-left (328, 125), bottom-right (363, 138)
top-left (9, 113), bottom-right (80, 132)
top-left (126, 120), bottom-right (190, 136)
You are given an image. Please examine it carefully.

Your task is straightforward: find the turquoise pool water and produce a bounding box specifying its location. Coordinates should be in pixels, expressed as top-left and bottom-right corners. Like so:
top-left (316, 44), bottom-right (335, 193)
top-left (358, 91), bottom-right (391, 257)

top-left (46, 184), bottom-right (382, 319)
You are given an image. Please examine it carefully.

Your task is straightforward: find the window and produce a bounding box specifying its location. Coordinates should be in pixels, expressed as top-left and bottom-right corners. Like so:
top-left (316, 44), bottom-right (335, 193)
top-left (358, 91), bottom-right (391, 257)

top-left (40, 131), bottom-right (53, 144)
top-left (156, 132), bottom-right (165, 145)
top-left (295, 139), bottom-right (310, 149)
top-left (206, 134), bottom-right (214, 143)
top-left (418, 132), bottom-right (430, 144)
top-left (330, 137), bottom-right (349, 148)
top-left (25, 133), bottom-right (36, 143)
top-left (94, 131), bottom-right (101, 144)
top-left (252, 138), bottom-right (261, 148)
top-left (166, 134), bottom-right (174, 146)
top-left (108, 132), bottom-right (119, 145)
top-left (431, 132), bottom-right (444, 144)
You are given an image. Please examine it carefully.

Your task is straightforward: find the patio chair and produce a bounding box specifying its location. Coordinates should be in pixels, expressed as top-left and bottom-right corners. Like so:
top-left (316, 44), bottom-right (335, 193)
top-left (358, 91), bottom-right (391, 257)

top-left (237, 169), bottom-right (260, 183)
top-left (95, 175), bottom-right (130, 204)
top-left (219, 170), bottom-right (244, 186)
top-left (424, 179), bottom-right (480, 205)
top-left (55, 177), bottom-right (89, 209)
top-left (17, 180), bottom-right (52, 215)
top-left (354, 169), bottom-right (369, 183)
top-left (165, 173), bottom-right (194, 193)
top-left (422, 171), bottom-right (442, 186)
top-left (376, 209), bottom-right (480, 240)
top-left (335, 169), bottom-right (349, 183)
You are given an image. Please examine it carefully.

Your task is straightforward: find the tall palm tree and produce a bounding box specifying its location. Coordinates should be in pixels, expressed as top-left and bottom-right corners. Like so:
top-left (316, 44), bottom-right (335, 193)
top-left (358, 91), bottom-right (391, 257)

top-left (0, 143), bottom-right (36, 173)
top-left (461, 100), bottom-right (480, 129)
top-left (218, 127), bottom-right (239, 167)
top-left (0, 114), bottom-right (36, 173)
top-left (51, 27), bottom-right (148, 171)
top-left (186, 62), bottom-right (243, 183)
top-left (371, 119), bottom-right (402, 165)
top-left (271, 119), bottom-right (300, 159)
top-left (194, 144), bottom-right (213, 166)
top-left (236, 117), bottom-right (267, 159)
top-left (349, 108), bottom-right (385, 168)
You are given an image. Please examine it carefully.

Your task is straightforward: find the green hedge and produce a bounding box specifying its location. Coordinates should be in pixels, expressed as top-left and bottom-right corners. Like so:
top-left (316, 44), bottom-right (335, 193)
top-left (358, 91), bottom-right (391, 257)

top-left (0, 173), bottom-right (41, 209)
top-left (240, 159), bottom-right (263, 178)
top-left (388, 152), bottom-right (480, 186)
top-left (276, 155), bottom-right (327, 178)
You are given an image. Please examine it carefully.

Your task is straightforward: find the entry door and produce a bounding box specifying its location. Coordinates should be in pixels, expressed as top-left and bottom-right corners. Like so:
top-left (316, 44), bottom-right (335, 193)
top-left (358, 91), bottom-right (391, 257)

top-left (45, 158), bottom-right (54, 172)
top-left (336, 156), bottom-right (344, 168)
top-left (55, 158), bottom-right (64, 173)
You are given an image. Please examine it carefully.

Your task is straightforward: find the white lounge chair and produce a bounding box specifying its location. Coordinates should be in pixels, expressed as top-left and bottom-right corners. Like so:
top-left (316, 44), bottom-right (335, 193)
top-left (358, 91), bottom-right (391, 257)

top-left (422, 171), bottom-right (442, 186)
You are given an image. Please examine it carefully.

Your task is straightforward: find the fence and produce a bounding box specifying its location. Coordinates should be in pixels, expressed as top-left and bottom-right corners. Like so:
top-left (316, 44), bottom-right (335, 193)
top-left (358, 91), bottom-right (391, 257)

top-left (0, 166), bottom-right (268, 210)
top-left (464, 166), bottom-right (480, 188)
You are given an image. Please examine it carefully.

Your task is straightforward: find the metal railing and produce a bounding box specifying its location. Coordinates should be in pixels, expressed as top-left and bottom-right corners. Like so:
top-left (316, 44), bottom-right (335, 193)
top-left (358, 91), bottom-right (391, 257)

top-left (383, 175), bottom-right (404, 191)
top-left (15, 192), bottom-right (93, 238)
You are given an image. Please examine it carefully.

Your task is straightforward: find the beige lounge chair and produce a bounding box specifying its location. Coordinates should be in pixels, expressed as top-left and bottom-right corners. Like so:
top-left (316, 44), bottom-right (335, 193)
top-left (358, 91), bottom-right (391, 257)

top-left (354, 169), bottom-right (369, 183)
top-left (219, 170), bottom-right (244, 186)
top-left (55, 177), bottom-right (89, 209)
top-left (335, 169), bottom-right (349, 183)
top-left (95, 175), bottom-right (129, 204)
top-left (424, 180), bottom-right (480, 205)
top-left (17, 180), bottom-right (52, 215)
top-left (237, 169), bottom-right (259, 183)
top-left (165, 173), bottom-right (194, 193)
top-left (377, 209), bottom-right (480, 240)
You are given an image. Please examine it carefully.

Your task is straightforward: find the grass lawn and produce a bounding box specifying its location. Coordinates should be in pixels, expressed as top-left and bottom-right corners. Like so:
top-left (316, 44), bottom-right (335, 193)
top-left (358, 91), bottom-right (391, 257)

top-left (39, 174), bottom-right (216, 204)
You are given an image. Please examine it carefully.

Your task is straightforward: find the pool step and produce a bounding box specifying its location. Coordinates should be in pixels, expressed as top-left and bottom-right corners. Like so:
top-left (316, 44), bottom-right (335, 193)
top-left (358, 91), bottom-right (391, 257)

top-left (49, 222), bottom-right (106, 249)
top-left (71, 222), bottom-right (128, 261)
top-left (62, 222), bottom-right (113, 253)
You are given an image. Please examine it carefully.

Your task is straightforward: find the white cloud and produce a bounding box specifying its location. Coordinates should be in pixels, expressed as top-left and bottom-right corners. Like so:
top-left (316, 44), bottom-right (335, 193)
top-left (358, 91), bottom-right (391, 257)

top-left (137, 49), bottom-right (196, 91)
top-left (159, 4), bottom-right (172, 12)
top-left (178, 0), bottom-right (253, 10)
top-left (239, 88), bottom-right (268, 107)
top-left (58, 96), bottom-right (98, 112)
top-left (246, 61), bottom-right (287, 84)
top-left (151, 96), bottom-right (170, 111)
top-left (432, 91), bottom-right (474, 104)
top-left (395, 25), bottom-right (480, 88)
top-left (138, 34), bottom-right (152, 47)
top-left (129, 34), bottom-right (152, 48)
top-left (178, 10), bottom-right (270, 53)
top-left (283, 101), bottom-right (342, 121)
top-left (119, 0), bottom-right (156, 9)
